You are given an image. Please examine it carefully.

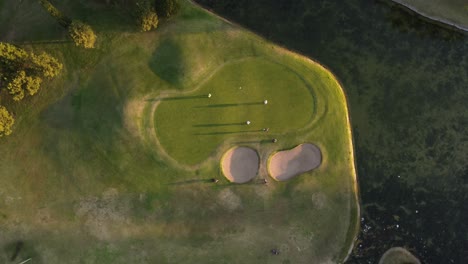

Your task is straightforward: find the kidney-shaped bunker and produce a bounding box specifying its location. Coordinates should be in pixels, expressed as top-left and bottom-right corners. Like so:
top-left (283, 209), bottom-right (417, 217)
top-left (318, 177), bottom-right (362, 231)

top-left (268, 143), bottom-right (322, 181)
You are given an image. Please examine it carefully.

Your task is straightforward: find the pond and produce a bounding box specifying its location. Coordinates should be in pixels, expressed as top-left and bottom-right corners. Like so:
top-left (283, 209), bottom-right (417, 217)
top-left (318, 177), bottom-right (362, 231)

top-left (194, 0), bottom-right (468, 263)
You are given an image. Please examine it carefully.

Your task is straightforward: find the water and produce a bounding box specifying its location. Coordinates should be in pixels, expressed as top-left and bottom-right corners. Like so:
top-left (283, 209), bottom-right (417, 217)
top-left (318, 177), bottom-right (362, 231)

top-left (195, 0), bottom-right (468, 263)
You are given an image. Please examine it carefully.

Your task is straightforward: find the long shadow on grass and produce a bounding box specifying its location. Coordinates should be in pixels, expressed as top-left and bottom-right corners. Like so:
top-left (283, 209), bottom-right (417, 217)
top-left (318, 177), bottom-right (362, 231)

top-left (3, 241), bottom-right (42, 264)
top-left (166, 178), bottom-right (216, 186)
top-left (233, 139), bottom-right (272, 144)
top-left (194, 130), bottom-right (263, 135)
top-left (149, 39), bottom-right (186, 89)
top-left (194, 102), bottom-right (265, 108)
top-left (193, 122), bottom-right (245, 127)
top-left (146, 95), bottom-right (208, 101)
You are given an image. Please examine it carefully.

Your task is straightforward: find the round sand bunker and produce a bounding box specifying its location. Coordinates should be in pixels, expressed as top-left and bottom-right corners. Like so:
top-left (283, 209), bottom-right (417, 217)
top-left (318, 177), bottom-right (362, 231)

top-left (221, 147), bottom-right (259, 183)
top-left (268, 143), bottom-right (322, 181)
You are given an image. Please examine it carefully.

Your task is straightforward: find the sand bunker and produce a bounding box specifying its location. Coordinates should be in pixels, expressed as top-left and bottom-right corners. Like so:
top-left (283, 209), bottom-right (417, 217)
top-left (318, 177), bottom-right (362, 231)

top-left (378, 247), bottom-right (420, 264)
top-left (268, 143), bottom-right (322, 181)
top-left (221, 147), bottom-right (259, 183)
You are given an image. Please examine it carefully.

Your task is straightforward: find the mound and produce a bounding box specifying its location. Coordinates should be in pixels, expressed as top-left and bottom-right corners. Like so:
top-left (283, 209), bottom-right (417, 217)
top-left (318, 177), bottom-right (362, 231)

top-left (268, 143), bottom-right (322, 181)
top-left (221, 147), bottom-right (259, 183)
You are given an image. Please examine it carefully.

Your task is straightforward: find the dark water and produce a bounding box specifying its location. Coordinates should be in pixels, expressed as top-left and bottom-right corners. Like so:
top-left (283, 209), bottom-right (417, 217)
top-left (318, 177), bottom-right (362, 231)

top-left (194, 0), bottom-right (468, 263)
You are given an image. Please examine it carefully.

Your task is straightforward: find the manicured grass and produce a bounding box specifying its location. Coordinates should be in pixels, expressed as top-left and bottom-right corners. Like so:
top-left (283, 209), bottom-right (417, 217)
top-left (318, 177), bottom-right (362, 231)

top-left (155, 58), bottom-right (314, 165)
top-left (0, 0), bottom-right (358, 263)
top-left (393, 0), bottom-right (468, 30)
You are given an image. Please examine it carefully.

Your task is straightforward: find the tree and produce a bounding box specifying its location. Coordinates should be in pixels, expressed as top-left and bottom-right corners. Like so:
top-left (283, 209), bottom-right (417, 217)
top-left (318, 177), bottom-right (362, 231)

top-left (140, 10), bottom-right (159, 31)
top-left (155, 0), bottom-right (179, 18)
top-left (38, 0), bottom-right (72, 27)
top-left (0, 106), bottom-right (14, 137)
top-left (38, 0), bottom-right (97, 48)
top-left (136, 0), bottom-right (159, 31)
top-left (7, 71), bottom-right (42, 101)
top-left (0, 42), bottom-right (62, 101)
top-left (69, 20), bottom-right (97, 49)
top-left (31, 52), bottom-right (63, 78)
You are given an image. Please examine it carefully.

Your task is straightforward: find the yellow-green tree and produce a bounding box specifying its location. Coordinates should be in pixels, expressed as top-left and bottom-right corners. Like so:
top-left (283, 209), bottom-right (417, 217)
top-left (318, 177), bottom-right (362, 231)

top-left (38, 0), bottom-right (97, 48)
top-left (0, 42), bottom-right (63, 101)
top-left (0, 106), bottom-right (14, 137)
top-left (136, 0), bottom-right (159, 32)
top-left (69, 20), bottom-right (97, 49)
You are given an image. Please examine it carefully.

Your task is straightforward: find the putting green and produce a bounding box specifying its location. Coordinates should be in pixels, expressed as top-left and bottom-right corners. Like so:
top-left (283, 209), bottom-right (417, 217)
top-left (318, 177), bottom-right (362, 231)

top-left (154, 58), bottom-right (315, 165)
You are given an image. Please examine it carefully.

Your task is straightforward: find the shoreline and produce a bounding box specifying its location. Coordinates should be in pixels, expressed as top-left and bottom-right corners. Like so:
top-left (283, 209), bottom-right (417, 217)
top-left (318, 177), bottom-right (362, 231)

top-left (389, 0), bottom-right (468, 33)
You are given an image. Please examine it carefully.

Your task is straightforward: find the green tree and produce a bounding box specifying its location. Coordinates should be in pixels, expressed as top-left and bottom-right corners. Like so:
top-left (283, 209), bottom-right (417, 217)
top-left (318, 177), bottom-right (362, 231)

top-left (155, 0), bottom-right (179, 18)
top-left (0, 106), bottom-right (14, 137)
top-left (69, 20), bottom-right (97, 48)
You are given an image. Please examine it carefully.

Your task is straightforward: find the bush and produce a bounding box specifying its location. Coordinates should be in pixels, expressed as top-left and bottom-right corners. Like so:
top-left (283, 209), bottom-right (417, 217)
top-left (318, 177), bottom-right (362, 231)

top-left (69, 20), bottom-right (97, 49)
top-left (0, 106), bottom-right (14, 137)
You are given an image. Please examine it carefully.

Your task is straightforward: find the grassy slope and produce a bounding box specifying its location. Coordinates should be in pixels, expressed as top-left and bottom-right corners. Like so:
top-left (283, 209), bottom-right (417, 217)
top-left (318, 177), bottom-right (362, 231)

top-left (0, 0), bottom-right (358, 263)
top-left (392, 0), bottom-right (468, 30)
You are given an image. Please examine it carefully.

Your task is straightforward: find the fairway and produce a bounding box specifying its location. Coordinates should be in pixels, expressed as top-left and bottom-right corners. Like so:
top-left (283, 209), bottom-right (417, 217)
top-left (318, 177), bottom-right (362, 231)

top-left (0, 0), bottom-right (359, 263)
top-left (155, 58), bottom-right (314, 165)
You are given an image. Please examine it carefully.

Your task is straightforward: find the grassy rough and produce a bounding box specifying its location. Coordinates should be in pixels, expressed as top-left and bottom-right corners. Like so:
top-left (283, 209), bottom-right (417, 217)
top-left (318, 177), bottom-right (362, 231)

top-left (0, 0), bottom-right (358, 263)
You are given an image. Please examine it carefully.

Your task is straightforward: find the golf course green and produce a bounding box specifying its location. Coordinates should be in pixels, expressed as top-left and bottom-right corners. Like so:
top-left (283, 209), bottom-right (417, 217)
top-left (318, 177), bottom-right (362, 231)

top-left (155, 58), bottom-right (314, 165)
top-left (0, 0), bottom-right (358, 263)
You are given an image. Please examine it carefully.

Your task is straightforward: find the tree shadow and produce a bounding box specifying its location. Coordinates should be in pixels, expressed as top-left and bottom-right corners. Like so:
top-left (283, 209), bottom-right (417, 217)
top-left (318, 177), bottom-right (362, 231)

top-left (149, 39), bottom-right (186, 89)
top-left (194, 102), bottom-right (265, 108)
top-left (193, 122), bottom-right (245, 127)
top-left (145, 95), bottom-right (208, 101)
top-left (233, 139), bottom-right (272, 144)
top-left (166, 178), bottom-right (217, 186)
top-left (193, 130), bottom-right (263, 135)
top-left (3, 240), bottom-right (42, 264)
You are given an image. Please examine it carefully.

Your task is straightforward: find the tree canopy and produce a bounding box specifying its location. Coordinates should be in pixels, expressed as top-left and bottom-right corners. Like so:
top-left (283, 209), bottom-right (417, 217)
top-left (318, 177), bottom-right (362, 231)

top-left (0, 106), bottom-right (14, 137)
top-left (69, 20), bottom-right (97, 49)
top-left (0, 42), bottom-right (63, 101)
